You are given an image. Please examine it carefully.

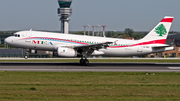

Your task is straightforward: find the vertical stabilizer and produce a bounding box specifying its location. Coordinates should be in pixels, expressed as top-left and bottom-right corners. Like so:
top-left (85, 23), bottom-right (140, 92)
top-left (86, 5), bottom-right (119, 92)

top-left (141, 16), bottom-right (174, 44)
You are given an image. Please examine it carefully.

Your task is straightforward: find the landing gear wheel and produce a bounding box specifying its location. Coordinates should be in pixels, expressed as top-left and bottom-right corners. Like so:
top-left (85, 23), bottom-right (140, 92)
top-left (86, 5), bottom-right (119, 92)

top-left (84, 59), bottom-right (89, 65)
top-left (79, 52), bottom-right (89, 65)
top-left (79, 59), bottom-right (89, 65)
top-left (80, 59), bottom-right (84, 65)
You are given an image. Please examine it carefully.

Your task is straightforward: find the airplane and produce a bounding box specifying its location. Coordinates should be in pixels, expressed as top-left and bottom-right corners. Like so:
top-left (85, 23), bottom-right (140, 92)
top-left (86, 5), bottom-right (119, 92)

top-left (5, 16), bottom-right (174, 65)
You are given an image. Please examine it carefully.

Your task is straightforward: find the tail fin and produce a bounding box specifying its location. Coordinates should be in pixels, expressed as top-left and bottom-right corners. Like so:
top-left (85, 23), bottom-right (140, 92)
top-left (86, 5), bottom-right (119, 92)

top-left (141, 16), bottom-right (174, 44)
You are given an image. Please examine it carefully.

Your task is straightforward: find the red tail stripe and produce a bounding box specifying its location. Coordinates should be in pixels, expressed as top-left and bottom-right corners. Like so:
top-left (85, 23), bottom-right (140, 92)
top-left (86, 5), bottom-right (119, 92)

top-left (161, 18), bottom-right (173, 23)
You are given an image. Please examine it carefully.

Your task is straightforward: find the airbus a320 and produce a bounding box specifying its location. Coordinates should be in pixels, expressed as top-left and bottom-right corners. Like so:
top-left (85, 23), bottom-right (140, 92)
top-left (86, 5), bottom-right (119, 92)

top-left (5, 16), bottom-right (174, 65)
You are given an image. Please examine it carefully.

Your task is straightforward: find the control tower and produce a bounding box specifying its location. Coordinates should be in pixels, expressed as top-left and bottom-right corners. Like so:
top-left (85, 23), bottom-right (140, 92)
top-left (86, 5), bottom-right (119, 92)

top-left (57, 0), bottom-right (72, 34)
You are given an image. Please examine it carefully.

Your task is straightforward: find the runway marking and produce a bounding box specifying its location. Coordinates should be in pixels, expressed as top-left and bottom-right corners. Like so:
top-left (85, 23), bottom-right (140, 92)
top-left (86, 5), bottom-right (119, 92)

top-left (168, 67), bottom-right (180, 70)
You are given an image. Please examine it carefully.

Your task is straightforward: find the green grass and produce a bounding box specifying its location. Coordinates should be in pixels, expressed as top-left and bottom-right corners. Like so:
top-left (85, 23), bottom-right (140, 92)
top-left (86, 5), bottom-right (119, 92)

top-left (0, 72), bottom-right (180, 101)
top-left (0, 59), bottom-right (180, 63)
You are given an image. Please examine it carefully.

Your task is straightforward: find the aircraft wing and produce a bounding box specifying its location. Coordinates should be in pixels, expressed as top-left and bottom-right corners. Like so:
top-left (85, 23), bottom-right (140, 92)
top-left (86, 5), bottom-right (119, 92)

top-left (64, 41), bottom-right (113, 55)
top-left (73, 42), bottom-right (113, 49)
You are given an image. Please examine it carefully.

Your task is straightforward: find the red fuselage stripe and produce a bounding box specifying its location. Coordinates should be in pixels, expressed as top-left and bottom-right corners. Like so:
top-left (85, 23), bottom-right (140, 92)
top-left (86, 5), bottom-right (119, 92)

top-left (109, 39), bottom-right (166, 48)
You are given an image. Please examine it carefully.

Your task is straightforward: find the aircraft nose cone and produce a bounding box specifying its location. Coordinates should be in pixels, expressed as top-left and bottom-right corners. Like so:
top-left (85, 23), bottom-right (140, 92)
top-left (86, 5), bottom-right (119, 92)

top-left (5, 37), bottom-right (10, 44)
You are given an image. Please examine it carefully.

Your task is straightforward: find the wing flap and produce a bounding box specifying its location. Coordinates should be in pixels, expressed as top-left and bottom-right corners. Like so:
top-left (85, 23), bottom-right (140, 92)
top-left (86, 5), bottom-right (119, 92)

top-left (73, 42), bottom-right (113, 49)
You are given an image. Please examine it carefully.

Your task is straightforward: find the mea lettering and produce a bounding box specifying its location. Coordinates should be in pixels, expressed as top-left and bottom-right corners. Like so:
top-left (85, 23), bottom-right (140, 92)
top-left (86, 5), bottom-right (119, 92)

top-left (32, 40), bottom-right (53, 45)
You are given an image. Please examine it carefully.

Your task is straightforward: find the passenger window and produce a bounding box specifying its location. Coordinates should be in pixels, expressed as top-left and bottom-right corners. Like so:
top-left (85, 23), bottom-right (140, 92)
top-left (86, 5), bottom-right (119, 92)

top-left (18, 35), bottom-right (20, 37)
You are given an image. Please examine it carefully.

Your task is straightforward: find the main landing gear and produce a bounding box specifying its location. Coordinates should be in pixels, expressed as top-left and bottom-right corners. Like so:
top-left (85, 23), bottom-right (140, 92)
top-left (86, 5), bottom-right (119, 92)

top-left (79, 51), bottom-right (89, 65)
top-left (79, 53), bottom-right (89, 65)
top-left (80, 58), bottom-right (89, 65)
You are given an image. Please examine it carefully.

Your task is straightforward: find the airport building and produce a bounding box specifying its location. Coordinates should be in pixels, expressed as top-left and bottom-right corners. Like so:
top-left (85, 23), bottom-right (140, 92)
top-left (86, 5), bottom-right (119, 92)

top-left (0, 49), bottom-right (25, 57)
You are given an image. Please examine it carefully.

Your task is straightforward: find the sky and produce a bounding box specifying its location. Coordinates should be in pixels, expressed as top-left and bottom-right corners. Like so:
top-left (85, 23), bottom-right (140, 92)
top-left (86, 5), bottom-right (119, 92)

top-left (0, 0), bottom-right (180, 32)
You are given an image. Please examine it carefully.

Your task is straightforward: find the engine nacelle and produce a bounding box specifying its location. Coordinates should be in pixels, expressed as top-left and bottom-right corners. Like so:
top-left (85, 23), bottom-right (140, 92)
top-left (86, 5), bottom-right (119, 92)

top-left (53, 47), bottom-right (77, 57)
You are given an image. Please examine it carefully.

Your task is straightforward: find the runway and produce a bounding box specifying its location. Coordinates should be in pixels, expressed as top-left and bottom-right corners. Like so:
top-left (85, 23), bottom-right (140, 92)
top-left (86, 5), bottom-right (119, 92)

top-left (1, 62), bottom-right (180, 72)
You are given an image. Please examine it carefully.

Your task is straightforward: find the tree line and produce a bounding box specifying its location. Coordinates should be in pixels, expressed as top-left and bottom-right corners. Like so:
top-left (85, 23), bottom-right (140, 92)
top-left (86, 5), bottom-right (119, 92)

top-left (73, 28), bottom-right (147, 40)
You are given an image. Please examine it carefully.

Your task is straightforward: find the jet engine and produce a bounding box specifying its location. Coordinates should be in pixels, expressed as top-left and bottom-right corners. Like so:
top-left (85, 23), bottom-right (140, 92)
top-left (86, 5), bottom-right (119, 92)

top-left (53, 47), bottom-right (77, 57)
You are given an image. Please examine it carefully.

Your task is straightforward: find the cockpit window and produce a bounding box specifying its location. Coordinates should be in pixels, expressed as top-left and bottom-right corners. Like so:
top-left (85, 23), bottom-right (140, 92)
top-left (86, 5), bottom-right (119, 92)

top-left (13, 34), bottom-right (20, 37)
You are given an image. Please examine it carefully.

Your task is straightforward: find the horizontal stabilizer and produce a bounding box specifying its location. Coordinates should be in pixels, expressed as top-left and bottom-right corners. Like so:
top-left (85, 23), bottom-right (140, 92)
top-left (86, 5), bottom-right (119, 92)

top-left (151, 44), bottom-right (170, 48)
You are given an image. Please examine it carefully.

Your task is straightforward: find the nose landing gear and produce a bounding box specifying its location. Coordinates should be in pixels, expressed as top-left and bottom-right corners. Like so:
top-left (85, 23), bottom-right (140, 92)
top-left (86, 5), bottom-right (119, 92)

top-left (24, 51), bottom-right (29, 59)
